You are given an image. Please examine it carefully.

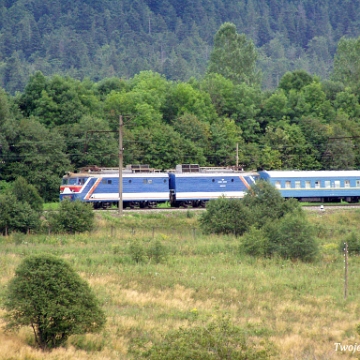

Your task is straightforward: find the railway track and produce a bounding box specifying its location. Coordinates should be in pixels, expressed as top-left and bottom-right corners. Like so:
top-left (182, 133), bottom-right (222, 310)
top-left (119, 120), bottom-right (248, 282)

top-left (303, 204), bottom-right (360, 211)
top-left (95, 203), bottom-right (360, 213)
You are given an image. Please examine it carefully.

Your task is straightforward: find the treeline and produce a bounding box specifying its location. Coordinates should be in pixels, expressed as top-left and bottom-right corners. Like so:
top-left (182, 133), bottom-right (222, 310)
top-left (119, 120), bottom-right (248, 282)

top-left (0, 0), bottom-right (360, 93)
top-left (1, 31), bottom-right (360, 202)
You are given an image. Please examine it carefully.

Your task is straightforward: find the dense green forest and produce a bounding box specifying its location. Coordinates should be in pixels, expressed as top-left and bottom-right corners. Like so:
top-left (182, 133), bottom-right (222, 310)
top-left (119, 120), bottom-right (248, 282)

top-left (1, 24), bottom-right (360, 201)
top-left (0, 0), bottom-right (360, 93)
top-left (1, 1), bottom-right (360, 202)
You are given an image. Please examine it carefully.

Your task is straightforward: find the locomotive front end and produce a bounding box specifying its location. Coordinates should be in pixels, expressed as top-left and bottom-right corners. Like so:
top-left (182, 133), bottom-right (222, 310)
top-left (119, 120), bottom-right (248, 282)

top-left (59, 173), bottom-right (89, 201)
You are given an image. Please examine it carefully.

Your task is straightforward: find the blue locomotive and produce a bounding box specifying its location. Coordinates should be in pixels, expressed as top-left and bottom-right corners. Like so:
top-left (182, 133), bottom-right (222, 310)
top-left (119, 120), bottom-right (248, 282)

top-left (169, 164), bottom-right (257, 207)
top-left (60, 165), bottom-right (170, 208)
top-left (60, 164), bottom-right (257, 208)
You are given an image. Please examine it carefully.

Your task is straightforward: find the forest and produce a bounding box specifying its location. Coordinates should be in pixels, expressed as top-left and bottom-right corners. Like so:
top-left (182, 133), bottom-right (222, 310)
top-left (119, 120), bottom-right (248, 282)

top-left (0, 0), bottom-right (360, 202)
top-left (1, 19), bottom-right (360, 202)
top-left (0, 0), bottom-right (360, 93)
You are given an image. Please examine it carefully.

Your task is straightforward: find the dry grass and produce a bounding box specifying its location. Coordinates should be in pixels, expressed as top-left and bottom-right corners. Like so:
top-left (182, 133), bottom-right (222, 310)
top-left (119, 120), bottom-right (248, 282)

top-left (1, 210), bottom-right (360, 359)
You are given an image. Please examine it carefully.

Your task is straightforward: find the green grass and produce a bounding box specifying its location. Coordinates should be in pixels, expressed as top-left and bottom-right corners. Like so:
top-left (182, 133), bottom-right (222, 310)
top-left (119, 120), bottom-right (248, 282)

top-left (43, 202), bottom-right (60, 211)
top-left (156, 201), bottom-right (171, 208)
top-left (1, 210), bottom-right (360, 359)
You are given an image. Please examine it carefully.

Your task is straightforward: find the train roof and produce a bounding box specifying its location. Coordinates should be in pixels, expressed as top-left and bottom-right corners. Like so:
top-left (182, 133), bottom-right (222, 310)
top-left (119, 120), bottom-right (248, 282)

top-left (64, 164), bottom-right (163, 177)
top-left (260, 170), bottom-right (360, 178)
top-left (170, 172), bottom-right (257, 177)
top-left (171, 164), bottom-right (253, 174)
top-left (64, 172), bottom-right (168, 178)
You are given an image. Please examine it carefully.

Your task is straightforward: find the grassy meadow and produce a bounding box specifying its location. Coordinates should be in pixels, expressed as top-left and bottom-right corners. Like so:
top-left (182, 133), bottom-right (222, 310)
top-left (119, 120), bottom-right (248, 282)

top-left (1, 209), bottom-right (360, 359)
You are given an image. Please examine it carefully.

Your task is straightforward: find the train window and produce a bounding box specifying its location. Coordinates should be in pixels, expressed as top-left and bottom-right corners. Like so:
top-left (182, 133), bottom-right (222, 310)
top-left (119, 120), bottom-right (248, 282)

top-left (357, 180), bottom-right (360, 187)
top-left (285, 181), bottom-right (291, 189)
top-left (334, 180), bottom-right (340, 188)
top-left (275, 181), bottom-right (281, 189)
top-left (231, 179), bottom-right (234, 182)
top-left (325, 181), bottom-right (331, 188)
top-left (148, 180), bottom-right (152, 184)
top-left (143, 179), bottom-right (147, 184)
top-left (345, 180), bottom-right (350, 188)
top-left (305, 181), bottom-right (311, 188)
top-left (163, 179), bottom-right (167, 183)
top-left (108, 180), bottom-right (112, 185)
top-left (77, 178), bottom-right (87, 185)
top-left (212, 179), bottom-right (215, 182)
top-left (129, 180), bottom-right (132, 184)
top-left (295, 181), bottom-right (301, 189)
top-left (315, 181), bottom-right (320, 189)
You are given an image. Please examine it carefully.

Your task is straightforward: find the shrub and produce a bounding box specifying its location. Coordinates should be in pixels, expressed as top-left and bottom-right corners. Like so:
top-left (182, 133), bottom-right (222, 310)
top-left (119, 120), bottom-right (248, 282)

top-left (241, 211), bottom-right (318, 262)
top-left (129, 240), bottom-right (146, 263)
top-left (140, 316), bottom-right (272, 359)
top-left (240, 226), bottom-right (269, 257)
top-left (199, 197), bottom-right (251, 236)
top-left (147, 240), bottom-right (168, 263)
top-left (269, 211), bottom-right (318, 262)
top-left (242, 180), bottom-right (300, 228)
top-left (200, 182), bottom-right (301, 238)
top-left (3, 254), bottom-right (106, 350)
top-left (340, 232), bottom-right (360, 255)
top-left (0, 194), bottom-right (40, 235)
top-left (48, 199), bottom-right (94, 233)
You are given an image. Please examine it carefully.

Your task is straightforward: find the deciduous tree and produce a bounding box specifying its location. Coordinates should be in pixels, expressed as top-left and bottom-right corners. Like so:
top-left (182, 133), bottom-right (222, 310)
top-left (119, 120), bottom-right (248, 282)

top-left (332, 36), bottom-right (360, 89)
top-left (3, 254), bottom-right (105, 350)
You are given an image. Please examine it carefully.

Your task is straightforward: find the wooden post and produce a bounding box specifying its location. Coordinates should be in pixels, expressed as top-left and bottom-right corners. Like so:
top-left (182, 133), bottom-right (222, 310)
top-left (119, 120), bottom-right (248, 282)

top-left (344, 242), bottom-right (348, 299)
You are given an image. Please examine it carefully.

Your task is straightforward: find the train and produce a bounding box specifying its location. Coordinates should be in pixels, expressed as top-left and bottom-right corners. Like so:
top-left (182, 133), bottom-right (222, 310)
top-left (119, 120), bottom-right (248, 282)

top-left (260, 170), bottom-right (360, 203)
top-left (59, 164), bottom-right (360, 208)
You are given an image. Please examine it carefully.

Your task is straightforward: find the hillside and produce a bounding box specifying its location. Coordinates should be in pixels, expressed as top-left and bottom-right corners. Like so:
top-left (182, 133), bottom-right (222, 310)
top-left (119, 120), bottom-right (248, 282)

top-left (1, 0), bottom-right (360, 93)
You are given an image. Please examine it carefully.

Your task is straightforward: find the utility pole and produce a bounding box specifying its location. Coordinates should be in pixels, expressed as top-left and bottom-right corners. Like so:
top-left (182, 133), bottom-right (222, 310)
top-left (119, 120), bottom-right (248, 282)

top-left (236, 143), bottom-right (239, 169)
top-left (84, 116), bottom-right (125, 216)
top-left (119, 115), bottom-right (123, 216)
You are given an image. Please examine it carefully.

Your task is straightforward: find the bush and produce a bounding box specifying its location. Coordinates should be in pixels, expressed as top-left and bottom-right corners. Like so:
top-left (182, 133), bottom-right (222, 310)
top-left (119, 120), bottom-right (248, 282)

top-left (0, 194), bottom-right (41, 235)
top-left (147, 240), bottom-right (168, 263)
top-left (269, 211), bottom-right (318, 262)
top-left (48, 199), bottom-right (94, 233)
top-left (241, 211), bottom-right (318, 262)
top-left (340, 232), bottom-right (360, 255)
top-left (129, 240), bottom-right (146, 263)
top-left (200, 182), bottom-right (300, 238)
top-left (3, 254), bottom-right (106, 350)
top-left (240, 226), bottom-right (269, 257)
top-left (199, 197), bottom-right (251, 236)
top-left (140, 316), bottom-right (272, 359)
top-left (242, 180), bottom-right (300, 228)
